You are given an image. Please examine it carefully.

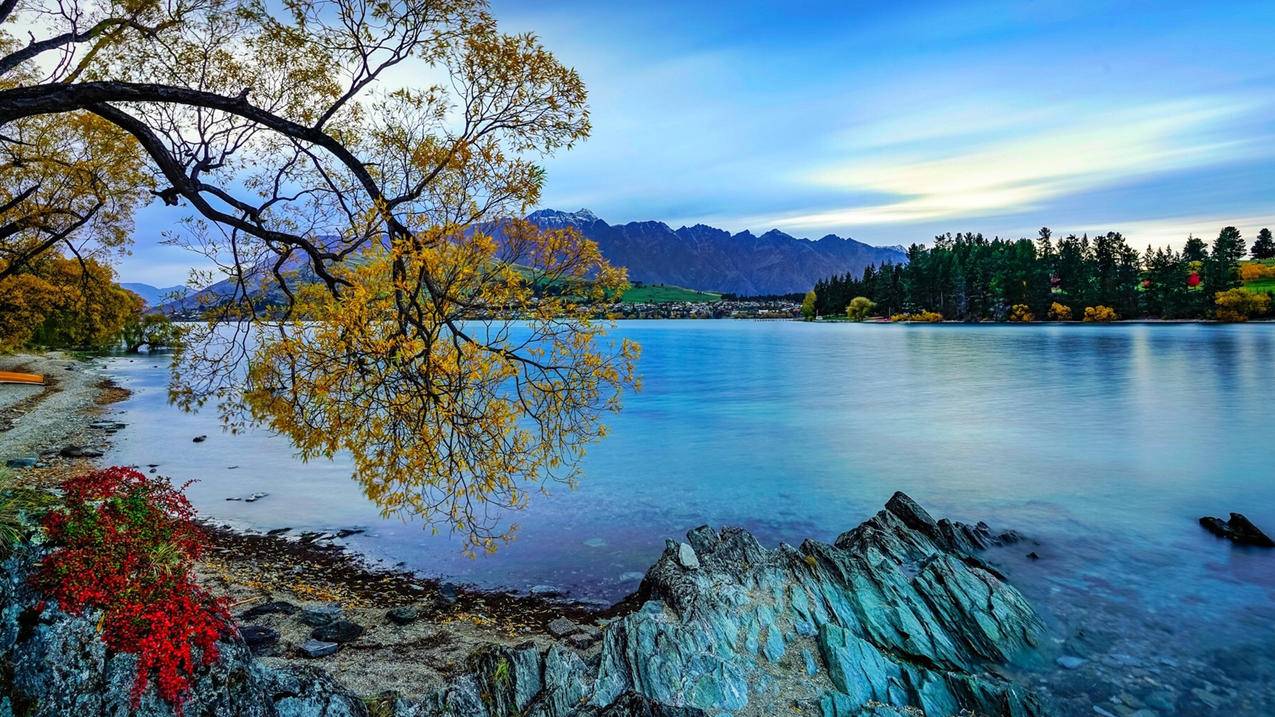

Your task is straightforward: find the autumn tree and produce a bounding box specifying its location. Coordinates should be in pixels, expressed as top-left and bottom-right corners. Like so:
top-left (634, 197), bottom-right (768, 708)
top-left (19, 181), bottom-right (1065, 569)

top-left (1, 0), bottom-right (638, 551)
top-left (0, 250), bottom-right (141, 349)
top-left (800, 290), bottom-right (817, 320)
top-left (845, 296), bottom-right (874, 321)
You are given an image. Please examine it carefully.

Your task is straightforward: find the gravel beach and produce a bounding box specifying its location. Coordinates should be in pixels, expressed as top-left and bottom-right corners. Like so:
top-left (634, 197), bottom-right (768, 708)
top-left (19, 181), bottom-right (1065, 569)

top-left (1, 351), bottom-right (609, 702)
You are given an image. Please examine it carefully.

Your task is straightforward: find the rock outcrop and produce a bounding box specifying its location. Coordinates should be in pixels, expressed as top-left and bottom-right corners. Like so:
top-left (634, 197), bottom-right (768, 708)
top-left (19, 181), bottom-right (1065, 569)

top-left (408, 492), bottom-right (1048, 717)
top-left (1, 493), bottom-right (1049, 716)
top-left (1199, 513), bottom-right (1275, 547)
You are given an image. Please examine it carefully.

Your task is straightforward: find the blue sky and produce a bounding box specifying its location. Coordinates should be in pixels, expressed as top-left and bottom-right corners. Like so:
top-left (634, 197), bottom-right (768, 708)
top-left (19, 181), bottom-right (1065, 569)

top-left (120, 0), bottom-right (1275, 284)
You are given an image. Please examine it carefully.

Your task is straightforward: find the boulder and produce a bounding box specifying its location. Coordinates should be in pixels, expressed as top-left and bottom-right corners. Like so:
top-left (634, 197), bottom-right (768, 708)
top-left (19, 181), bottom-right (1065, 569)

top-left (1199, 513), bottom-right (1275, 547)
top-left (298, 639), bottom-right (340, 658)
top-left (386, 606), bottom-right (419, 626)
top-left (238, 625), bottom-right (280, 655)
top-left (239, 600), bottom-right (299, 620)
top-left (311, 620), bottom-right (364, 644)
top-left (58, 445), bottom-right (103, 459)
top-left (298, 603), bottom-right (343, 626)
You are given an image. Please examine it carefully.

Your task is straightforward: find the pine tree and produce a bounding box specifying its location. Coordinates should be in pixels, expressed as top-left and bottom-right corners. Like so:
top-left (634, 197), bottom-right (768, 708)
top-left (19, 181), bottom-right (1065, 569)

top-left (1252, 228), bottom-right (1275, 260)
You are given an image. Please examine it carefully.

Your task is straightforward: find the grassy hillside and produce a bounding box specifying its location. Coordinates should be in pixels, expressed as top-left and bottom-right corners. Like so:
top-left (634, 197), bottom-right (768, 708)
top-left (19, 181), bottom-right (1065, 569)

top-left (1242, 258), bottom-right (1275, 293)
top-left (620, 284), bottom-right (722, 303)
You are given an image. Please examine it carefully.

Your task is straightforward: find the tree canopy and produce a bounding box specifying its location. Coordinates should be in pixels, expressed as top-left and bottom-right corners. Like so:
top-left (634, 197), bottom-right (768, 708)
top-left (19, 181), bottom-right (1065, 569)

top-left (812, 226), bottom-right (1267, 322)
top-left (2, 0), bottom-right (639, 551)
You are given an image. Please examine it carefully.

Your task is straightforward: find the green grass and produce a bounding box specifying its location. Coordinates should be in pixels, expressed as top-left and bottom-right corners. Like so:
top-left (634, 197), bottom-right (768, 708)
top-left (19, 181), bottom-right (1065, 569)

top-left (1243, 277), bottom-right (1275, 293)
top-left (620, 284), bottom-right (721, 304)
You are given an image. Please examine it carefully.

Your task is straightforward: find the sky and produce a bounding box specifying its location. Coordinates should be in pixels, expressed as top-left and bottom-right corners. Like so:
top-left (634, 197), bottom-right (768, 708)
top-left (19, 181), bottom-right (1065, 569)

top-left (120, 0), bottom-right (1275, 285)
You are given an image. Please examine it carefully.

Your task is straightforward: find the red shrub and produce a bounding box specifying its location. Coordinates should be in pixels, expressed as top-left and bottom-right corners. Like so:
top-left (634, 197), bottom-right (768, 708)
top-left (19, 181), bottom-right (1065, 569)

top-left (35, 467), bottom-right (228, 713)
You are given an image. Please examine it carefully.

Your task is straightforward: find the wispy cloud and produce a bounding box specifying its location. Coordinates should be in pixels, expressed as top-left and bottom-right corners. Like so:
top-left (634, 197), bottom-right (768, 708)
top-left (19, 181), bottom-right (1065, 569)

top-left (760, 98), bottom-right (1264, 230)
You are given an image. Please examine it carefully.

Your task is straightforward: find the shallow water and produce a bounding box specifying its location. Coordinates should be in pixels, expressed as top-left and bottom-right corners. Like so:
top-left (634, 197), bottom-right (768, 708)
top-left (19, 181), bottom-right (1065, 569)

top-left (104, 321), bottom-right (1275, 714)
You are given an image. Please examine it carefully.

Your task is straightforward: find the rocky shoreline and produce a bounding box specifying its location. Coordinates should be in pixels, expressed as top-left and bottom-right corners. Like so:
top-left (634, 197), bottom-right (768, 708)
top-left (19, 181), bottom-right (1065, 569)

top-left (2, 488), bottom-right (1052, 716)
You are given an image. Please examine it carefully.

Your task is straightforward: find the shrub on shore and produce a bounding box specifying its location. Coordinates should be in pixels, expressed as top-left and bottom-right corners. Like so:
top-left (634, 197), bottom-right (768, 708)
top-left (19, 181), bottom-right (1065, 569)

top-left (1048, 302), bottom-right (1073, 321)
top-left (1083, 305), bottom-right (1118, 322)
top-left (35, 467), bottom-right (228, 714)
top-left (1008, 304), bottom-right (1034, 322)
top-left (890, 311), bottom-right (943, 323)
top-left (1214, 288), bottom-right (1272, 322)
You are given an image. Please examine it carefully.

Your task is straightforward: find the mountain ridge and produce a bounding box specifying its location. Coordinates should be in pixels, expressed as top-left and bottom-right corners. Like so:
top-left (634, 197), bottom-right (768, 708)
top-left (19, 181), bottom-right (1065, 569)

top-left (520, 209), bottom-right (906, 295)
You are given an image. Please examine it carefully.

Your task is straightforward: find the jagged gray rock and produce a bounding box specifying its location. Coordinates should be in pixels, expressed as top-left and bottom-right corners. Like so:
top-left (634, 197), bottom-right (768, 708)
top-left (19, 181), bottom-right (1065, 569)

top-left (403, 492), bottom-right (1049, 717)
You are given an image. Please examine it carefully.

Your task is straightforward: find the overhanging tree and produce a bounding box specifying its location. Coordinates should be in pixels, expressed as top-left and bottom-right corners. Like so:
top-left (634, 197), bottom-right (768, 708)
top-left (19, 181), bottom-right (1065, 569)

top-left (1, 0), bottom-right (639, 552)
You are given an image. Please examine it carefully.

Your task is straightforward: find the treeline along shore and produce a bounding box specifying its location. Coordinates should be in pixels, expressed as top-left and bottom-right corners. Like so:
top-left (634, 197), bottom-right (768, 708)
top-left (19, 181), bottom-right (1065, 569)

top-left (809, 226), bottom-right (1275, 322)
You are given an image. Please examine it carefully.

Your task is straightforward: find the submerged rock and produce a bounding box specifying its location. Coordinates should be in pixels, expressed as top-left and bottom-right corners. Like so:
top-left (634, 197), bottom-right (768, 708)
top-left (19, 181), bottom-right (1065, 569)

top-left (1199, 513), bottom-right (1275, 547)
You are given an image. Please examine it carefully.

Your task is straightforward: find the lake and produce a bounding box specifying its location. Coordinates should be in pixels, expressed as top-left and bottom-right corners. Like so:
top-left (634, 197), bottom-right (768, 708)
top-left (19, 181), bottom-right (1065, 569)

top-left (104, 321), bottom-right (1275, 712)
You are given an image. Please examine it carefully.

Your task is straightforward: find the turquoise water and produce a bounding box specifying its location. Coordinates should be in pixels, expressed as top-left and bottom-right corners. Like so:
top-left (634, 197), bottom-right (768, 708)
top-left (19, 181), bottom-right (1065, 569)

top-left (105, 322), bottom-right (1275, 713)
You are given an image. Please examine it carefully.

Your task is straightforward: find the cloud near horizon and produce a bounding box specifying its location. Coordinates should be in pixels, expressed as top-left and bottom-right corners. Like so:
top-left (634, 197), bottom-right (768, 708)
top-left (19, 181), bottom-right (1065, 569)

top-left (763, 99), bottom-right (1262, 231)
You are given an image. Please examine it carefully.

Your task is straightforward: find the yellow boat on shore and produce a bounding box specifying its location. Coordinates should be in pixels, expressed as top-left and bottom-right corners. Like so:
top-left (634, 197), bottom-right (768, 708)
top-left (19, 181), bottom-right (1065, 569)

top-left (0, 371), bottom-right (45, 385)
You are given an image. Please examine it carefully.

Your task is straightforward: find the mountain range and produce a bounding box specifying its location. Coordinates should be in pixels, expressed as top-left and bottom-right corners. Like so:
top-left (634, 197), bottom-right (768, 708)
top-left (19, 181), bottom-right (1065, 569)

top-left (520, 209), bottom-right (905, 296)
top-left (119, 283), bottom-right (193, 307)
top-left (150, 210), bottom-right (905, 311)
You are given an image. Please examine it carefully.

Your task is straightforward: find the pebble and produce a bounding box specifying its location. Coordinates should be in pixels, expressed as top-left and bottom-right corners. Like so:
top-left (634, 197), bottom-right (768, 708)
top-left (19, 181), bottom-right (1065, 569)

top-left (529, 585), bottom-right (561, 596)
top-left (1142, 690), bottom-right (1175, 711)
top-left (5, 457), bottom-right (38, 468)
top-left (335, 528), bottom-right (364, 538)
top-left (311, 620), bottom-right (365, 643)
top-left (299, 639), bottom-right (339, 658)
top-left (266, 528), bottom-right (291, 536)
top-left (1092, 706), bottom-right (1117, 717)
top-left (438, 582), bottom-right (459, 606)
top-left (1057, 655), bottom-right (1088, 670)
top-left (192, 435), bottom-right (207, 443)
top-left (1190, 688), bottom-right (1223, 709)
top-left (618, 571), bottom-right (646, 582)
top-left (1027, 551), bottom-right (1040, 560)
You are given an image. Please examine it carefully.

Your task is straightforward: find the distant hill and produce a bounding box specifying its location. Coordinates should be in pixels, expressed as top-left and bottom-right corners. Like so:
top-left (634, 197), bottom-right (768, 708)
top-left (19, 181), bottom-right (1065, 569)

top-left (119, 283), bottom-right (192, 307)
top-left (520, 209), bottom-right (906, 296)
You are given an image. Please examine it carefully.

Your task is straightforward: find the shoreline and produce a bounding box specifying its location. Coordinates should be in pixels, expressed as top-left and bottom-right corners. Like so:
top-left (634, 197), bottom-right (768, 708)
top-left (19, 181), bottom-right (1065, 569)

top-left (1, 351), bottom-right (617, 701)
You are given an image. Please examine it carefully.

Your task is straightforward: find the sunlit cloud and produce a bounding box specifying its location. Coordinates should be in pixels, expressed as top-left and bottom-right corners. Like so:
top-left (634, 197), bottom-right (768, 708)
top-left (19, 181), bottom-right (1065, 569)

top-left (762, 99), bottom-right (1263, 230)
top-left (1060, 213), bottom-right (1275, 251)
